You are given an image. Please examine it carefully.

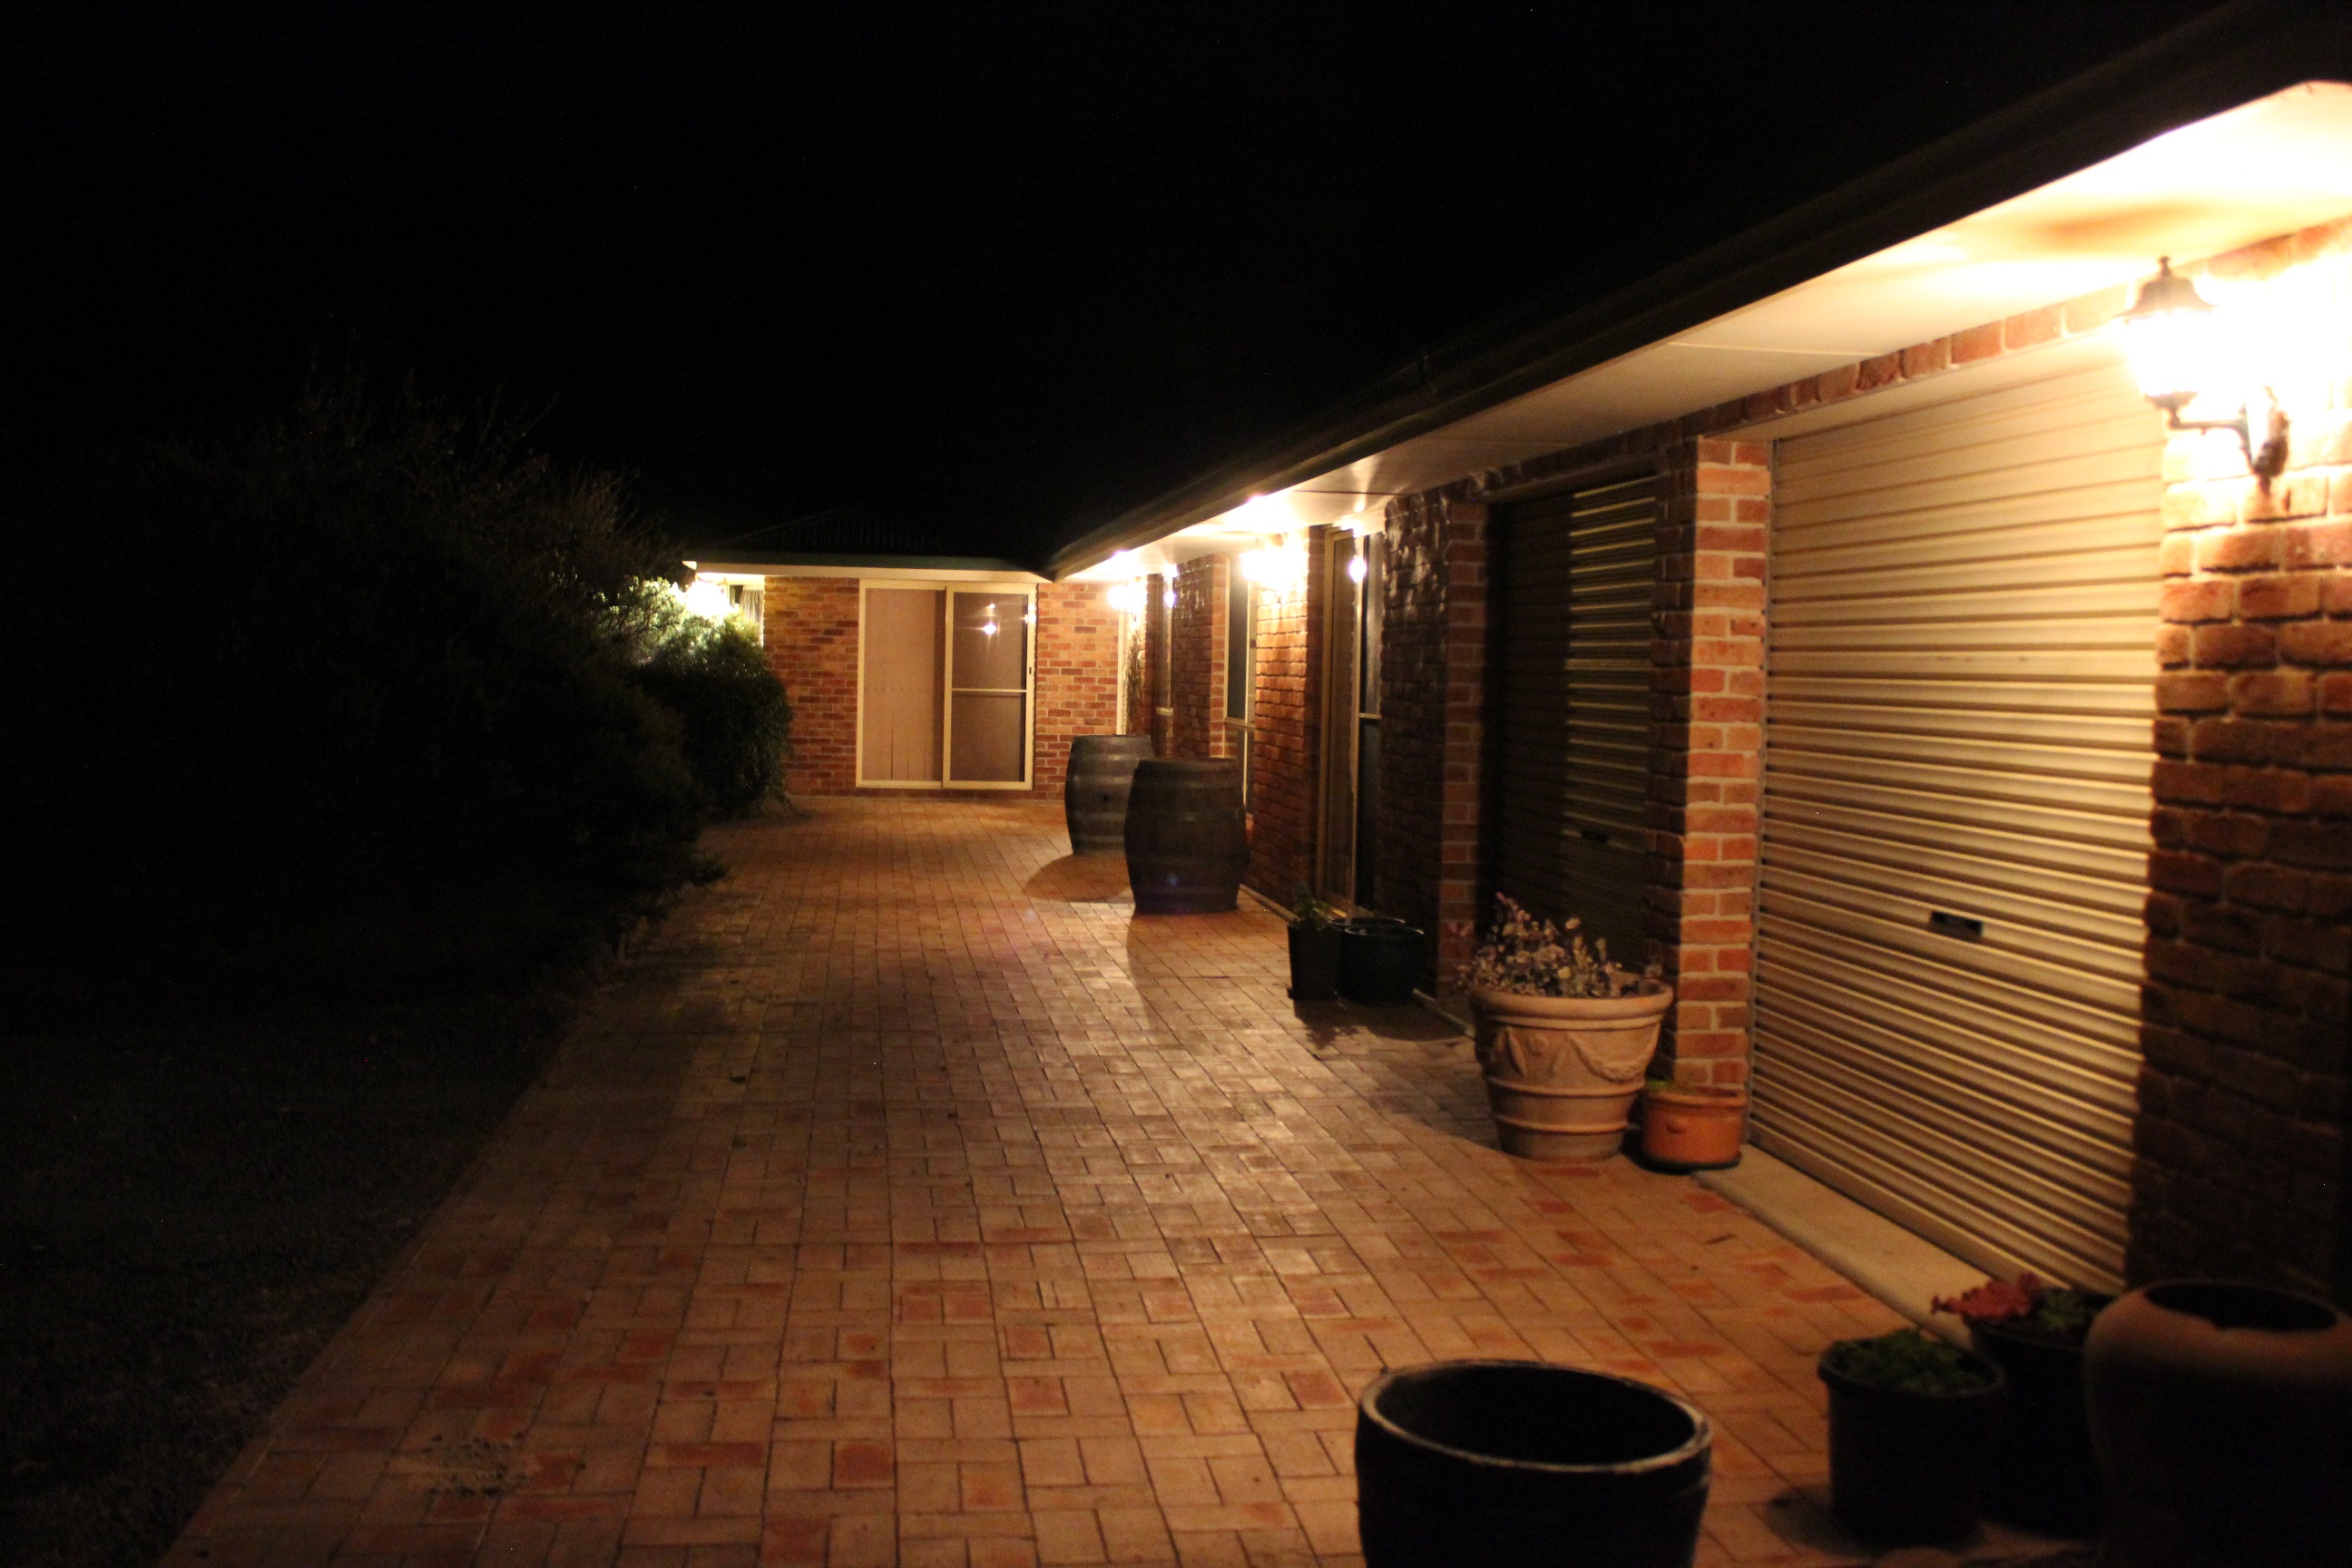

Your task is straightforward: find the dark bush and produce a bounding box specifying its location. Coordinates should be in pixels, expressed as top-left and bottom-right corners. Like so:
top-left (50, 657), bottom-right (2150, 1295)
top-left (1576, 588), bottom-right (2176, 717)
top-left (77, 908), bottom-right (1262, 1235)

top-left (0, 369), bottom-right (754, 1001)
top-left (633, 610), bottom-right (794, 817)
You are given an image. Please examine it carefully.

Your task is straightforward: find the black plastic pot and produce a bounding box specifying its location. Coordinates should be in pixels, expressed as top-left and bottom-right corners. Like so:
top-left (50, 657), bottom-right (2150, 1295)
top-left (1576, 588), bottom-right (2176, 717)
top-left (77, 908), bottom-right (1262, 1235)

top-left (1970, 1304), bottom-right (2109, 1537)
top-left (1819, 1346), bottom-right (2006, 1543)
top-left (1288, 924), bottom-right (1342, 1000)
top-left (1356, 1359), bottom-right (1711, 1568)
top-left (1338, 917), bottom-right (1423, 1005)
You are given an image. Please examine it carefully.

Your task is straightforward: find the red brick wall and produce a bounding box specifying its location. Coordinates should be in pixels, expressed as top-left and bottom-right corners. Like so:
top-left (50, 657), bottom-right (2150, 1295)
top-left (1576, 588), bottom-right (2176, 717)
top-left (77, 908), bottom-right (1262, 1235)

top-left (1169, 556), bottom-right (1231, 760)
top-left (761, 577), bottom-right (861, 795)
top-left (1373, 271), bottom-right (2172, 1061)
top-left (759, 575), bottom-right (1118, 800)
top-left (1362, 219), bottom-right (2352, 1292)
top-left (1243, 530), bottom-right (1324, 902)
top-left (2136, 218), bottom-right (2352, 1298)
top-left (1143, 573), bottom-right (1172, 756)
top-left (1652, 441), bottom-right (1769, 1088)
top-left (1033, 580), bottom-right (1123, 794)
top-left (1120, 602), bottom-right (1148, 738)
top-left (1373, 500), bottom-right (1458, 968)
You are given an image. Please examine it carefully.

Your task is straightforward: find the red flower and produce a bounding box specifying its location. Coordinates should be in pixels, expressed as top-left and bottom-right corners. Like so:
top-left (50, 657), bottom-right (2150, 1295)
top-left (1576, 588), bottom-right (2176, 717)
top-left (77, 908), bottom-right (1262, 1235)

top-left (1932, 1272), bottom-right (2045, 1323)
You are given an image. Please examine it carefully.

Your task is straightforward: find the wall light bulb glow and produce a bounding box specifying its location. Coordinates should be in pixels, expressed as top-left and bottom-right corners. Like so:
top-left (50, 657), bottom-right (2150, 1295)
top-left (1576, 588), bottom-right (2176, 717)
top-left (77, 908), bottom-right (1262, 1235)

top-left (681, 576), bottom-right (732, 620)
top-left (1162, 586), bottom-right (1176, 610)
top-left (1347, 553), bottom-right (1368, 584)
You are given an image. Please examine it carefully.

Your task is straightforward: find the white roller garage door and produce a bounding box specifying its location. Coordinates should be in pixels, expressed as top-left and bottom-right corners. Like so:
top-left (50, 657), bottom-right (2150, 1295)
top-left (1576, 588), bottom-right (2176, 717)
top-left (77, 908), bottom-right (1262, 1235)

top-left (1751, 349), bottom-right (2162, 1293)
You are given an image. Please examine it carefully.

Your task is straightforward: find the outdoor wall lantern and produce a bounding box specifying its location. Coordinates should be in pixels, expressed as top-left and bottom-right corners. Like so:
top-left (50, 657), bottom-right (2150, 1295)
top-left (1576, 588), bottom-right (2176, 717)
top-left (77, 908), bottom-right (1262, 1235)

top-left (2121, 257), bottom-right (2289, 486)
top-left (1239, 535), bottom-right (1308, 590)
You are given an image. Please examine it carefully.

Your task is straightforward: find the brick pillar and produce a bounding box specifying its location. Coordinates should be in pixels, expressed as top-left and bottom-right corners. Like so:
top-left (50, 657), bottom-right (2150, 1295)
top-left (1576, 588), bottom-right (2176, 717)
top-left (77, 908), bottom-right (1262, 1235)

top-left (2138, 231), bottom-right (2352, 1297)
top-left (1144, 572), bottom-right (1171, 756)
top-left (1436, 501), bottom-right (1490, 986)
top-left (1650, 438), bottom-right (1769, 1087)
top-left (1170, 556), bottom-right (1230, 760)
top-left (1377, 494), bottom-right (1450, 945)
top-left (1245, 530), bottom-right (1323, 900)
top-left (1032, 581), bottom-right (1122, 794)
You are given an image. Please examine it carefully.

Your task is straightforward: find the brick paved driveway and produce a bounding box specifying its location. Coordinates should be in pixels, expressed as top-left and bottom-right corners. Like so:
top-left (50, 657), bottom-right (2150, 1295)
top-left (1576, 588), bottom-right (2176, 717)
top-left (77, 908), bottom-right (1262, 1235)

top-left (169, 799), bottom-right (1914, 1568)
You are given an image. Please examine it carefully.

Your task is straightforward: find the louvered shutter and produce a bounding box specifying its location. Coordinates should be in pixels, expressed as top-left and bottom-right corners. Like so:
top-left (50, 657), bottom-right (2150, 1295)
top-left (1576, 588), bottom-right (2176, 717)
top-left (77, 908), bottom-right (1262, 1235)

top-left (1492, 474), bottom-right (1660, 959)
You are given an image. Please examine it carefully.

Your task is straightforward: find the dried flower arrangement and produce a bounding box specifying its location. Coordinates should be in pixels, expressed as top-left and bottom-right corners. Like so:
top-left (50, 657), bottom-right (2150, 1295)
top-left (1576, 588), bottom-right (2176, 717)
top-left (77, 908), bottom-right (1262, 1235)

top-left (1459, 893), bottom-right (1659, 999)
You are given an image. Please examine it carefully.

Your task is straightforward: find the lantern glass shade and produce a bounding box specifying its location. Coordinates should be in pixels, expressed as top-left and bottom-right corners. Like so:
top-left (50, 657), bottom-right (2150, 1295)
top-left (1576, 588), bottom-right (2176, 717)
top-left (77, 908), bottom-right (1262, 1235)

top-left (2125, 307), bottom-right (2223, 408)
top-left (2121, 260), bottom-right (2220, 409)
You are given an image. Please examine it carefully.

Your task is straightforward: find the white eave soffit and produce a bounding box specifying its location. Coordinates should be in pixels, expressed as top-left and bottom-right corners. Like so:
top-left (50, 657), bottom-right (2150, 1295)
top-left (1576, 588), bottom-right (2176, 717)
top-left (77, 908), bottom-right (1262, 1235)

top-left (1072, 81), bottom-right (2352, 578)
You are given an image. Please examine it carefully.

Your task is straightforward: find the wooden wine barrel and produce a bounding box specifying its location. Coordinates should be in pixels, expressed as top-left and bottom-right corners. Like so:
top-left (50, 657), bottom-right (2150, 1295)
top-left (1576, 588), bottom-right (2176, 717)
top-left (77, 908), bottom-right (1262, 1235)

top-left (1123, 759), bottom-right (1248, 914)
top-left (1063, 735), bottom-right (1157, 855)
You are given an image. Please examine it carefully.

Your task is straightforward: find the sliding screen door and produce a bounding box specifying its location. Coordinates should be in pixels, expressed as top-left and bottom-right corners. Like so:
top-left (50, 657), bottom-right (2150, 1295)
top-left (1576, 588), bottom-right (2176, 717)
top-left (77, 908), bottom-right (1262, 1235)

top-left (860, 588), bottom-right (945, 781)
top-left (946, 590), bottom-right (1032, 784)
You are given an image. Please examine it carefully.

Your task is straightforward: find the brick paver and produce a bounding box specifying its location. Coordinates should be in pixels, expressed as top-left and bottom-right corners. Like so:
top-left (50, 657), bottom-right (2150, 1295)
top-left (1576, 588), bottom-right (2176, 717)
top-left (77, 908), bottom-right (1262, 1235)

top-left (169, 799), bottom-right (1938, 1568)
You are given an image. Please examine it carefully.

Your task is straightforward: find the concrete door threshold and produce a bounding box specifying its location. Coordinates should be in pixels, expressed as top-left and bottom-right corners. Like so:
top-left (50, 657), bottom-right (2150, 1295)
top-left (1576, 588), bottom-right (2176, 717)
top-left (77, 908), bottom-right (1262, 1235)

top-left (1699, 1148), bottom-right (1984, 1342)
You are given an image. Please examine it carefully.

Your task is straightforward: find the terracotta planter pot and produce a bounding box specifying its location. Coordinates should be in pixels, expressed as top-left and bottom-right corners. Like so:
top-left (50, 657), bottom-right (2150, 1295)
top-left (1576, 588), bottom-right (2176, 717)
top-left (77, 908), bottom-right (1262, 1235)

top-left (2085, 1279), bottom-right (2352, 1568)
top-left (1471, 984), bottom-right (1672, 1161)
top-left (1638, 1084), bottom-right (1747, 1171)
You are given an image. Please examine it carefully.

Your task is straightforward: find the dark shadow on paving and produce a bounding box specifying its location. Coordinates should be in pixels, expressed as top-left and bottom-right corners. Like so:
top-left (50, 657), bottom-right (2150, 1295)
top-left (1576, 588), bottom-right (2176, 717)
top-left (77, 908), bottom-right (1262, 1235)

top-left (1024, 853), bottom-right (1133, 903)
top-left (0, 929), bottom-right (708, 1568)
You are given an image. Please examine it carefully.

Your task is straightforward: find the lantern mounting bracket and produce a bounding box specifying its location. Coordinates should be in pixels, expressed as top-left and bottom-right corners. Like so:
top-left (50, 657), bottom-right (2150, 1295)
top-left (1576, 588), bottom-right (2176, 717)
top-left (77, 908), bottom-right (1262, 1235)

top-left (2151, 386), bottom-right (2289, 488)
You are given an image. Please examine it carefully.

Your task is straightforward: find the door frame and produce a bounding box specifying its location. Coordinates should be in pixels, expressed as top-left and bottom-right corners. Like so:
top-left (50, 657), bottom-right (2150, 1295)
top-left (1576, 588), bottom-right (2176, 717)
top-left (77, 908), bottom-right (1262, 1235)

top-left (854, 578), bottom-right (1038, 789)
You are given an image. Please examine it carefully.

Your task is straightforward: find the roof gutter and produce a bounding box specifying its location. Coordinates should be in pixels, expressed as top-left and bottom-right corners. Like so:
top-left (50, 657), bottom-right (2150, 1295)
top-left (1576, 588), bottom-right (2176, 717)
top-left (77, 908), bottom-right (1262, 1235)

top-left (1045, 0), bottom-right (2347, 581)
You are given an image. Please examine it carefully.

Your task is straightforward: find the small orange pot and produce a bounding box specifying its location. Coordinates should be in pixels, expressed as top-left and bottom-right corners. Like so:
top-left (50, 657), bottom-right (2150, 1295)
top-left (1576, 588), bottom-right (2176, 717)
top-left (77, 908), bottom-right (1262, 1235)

top-left (1639, 1083), bottom-right (1748, 1171)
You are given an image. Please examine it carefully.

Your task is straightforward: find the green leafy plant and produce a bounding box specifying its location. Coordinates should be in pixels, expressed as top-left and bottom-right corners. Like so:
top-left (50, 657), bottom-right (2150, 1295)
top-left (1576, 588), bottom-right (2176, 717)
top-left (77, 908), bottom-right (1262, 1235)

top-left (632, 601), bottom-right (794, 817)
top-left (1933, 1274), bottom-right (2104, 1344)
top-left (1289, 886), bottom-right (1341, 930)
top-left (1823, 1328), bottom-right (1997, 1396)
top-left (2, 360), bottom-right (737, 998)
top-left (1458, 893), bottom-right (1658, 998)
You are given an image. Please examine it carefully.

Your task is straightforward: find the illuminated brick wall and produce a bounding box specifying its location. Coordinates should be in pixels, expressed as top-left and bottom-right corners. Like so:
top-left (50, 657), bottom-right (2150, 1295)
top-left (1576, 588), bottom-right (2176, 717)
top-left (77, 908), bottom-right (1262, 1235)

top-left (759, 574), bottom-right (1119, 800)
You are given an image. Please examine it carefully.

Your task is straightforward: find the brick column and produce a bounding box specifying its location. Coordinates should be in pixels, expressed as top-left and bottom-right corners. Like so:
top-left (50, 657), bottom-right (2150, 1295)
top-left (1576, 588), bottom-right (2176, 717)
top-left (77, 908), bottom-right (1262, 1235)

top-left (1437, 501), bottom-right (1490, 985)
top-left (1377, 495), bottom-right (1450, 944)
top-left (1170, 556), bottom-right (1229, 759)
top-left (2138, 231), bottom-right (2352, 1297)
top-left (1650, 439), bottom-right (1769, 1087)
top-left (1143, 572), bottom-right (1171, 756)
top-left (1245, 529), bottom-right (1323, 900)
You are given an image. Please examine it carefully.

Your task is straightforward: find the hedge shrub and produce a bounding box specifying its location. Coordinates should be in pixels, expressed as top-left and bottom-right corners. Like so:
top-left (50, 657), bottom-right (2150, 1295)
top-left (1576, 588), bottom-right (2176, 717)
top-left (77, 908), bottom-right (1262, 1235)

top-left (2, 370), bottom-right (791, 1001)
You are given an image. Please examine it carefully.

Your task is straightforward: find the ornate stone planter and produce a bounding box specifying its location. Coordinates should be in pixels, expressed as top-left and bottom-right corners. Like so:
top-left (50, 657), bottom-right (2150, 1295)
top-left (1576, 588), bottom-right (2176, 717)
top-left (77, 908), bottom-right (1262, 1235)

top-left (1471, 983), bottom-right (1672, 1161)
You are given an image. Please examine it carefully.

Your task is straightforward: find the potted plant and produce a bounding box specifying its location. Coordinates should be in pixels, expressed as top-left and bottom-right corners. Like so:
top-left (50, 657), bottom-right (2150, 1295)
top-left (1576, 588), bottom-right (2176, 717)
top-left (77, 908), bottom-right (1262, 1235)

top-left (1818, 1327), bottom-right (2006, 1544)
top-left (1287, 887), bottom-right (1343, 1001)
top-left (1338, 915), bottom-right (1424, 1005)
top-left (1460, 895), bottom-right (1671, 1161)
top-left (1932, 1273), bottom-right (2109, 1535)
top-left (2084, 1280), bottom-right (2352, 1568)
top-left (1637, 1074), bottom-right (1748, 1171)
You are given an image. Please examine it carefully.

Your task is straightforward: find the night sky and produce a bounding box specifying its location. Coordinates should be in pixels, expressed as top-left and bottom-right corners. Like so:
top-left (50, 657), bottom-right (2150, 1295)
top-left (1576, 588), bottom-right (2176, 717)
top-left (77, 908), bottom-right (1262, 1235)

top-left (6, 4), bottom-right (2218, 564)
